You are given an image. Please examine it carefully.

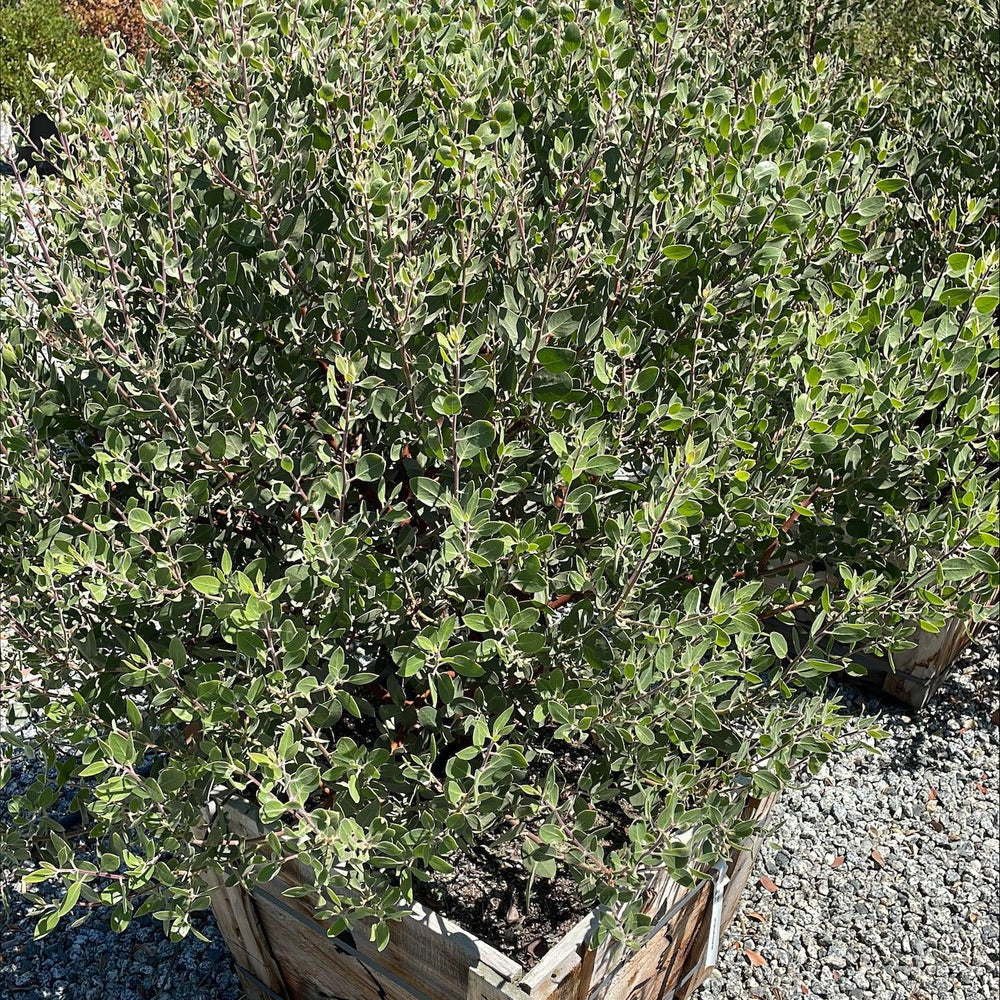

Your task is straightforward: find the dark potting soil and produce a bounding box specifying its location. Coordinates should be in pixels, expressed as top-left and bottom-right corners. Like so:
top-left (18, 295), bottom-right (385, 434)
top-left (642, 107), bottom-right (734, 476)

top-left (411, 743), bottom-right (639, 967)
top-left (317, 715), bottom-right (638, 965)
top-left (411, 832), bottom-right (590, 967)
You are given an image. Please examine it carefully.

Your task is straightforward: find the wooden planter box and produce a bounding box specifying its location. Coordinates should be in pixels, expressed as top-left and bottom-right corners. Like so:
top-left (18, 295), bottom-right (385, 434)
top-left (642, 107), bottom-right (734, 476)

top-left (207, 794), bottom-right (775, 1000)
top-left (777, 614), bottom-right (972, 711)
top-left (761, 557), bottom-right (973, 710)
top-left (842, 618), bottom-right (971, 710)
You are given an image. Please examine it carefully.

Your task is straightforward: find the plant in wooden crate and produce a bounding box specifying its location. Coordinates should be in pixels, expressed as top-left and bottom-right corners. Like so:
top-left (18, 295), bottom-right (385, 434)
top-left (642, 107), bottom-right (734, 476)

top-left (696, 1), bottom-right (1000, 707)
top-left (0, 0), bottom-right (996, 994)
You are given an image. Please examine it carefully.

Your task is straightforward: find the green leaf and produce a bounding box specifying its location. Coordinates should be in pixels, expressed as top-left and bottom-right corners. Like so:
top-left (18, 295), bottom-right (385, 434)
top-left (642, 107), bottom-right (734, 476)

top-left (768, 632), bottom-right (788, 658)
top-left (55, 880), bottom-right (82, 918)
top-left (127, 508), bottom-right (154, 533)
top-left (946, 253), bottom-right (972, 275)
top-left (758, 126), bottom-right (784, 154)
top-left (355, 454), bottom-right (386, 482)
top-left (965, 550), bottom-right (999, 574)
top-left (752, 769), bottom-right (782, 795)
top-left (855, 196), bottom-right (886, 218)
top-left (538, 824), bottom-right (565, 845)
top-left (772, 213), bottom-right (803, 235)
top-left (438, 393), bottom-right (462, 416)
top-left (411, 477), bottom-right (449, 506)
top-left (941, 555), bottom-right (991, 580)
top-left (455, 420), bottom-right (496, 460)
top-left (537, 347), bottom-right (576, 373)
top-left (190, 575), bottom-right (222, 595)
top-left (663, 244), bottom-right (695, 260)
top-left (692, 699), bottom-right (721, 732)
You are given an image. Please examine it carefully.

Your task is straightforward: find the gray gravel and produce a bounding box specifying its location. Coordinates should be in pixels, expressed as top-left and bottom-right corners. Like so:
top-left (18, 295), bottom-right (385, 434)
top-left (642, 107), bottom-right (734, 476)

top-left (701, 631), bottom-right (1000, 1000)
top-left (1, 635), bottom-right (995, 999)
top-left (0, 757), bottom-right (243, 999)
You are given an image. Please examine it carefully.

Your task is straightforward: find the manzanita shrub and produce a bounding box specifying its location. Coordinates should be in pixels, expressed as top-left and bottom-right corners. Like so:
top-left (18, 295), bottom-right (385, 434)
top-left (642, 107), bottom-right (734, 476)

top-left (712, 1), bottom-right (1000, 279)
top-left (1, 0), bottom-right (997, 949)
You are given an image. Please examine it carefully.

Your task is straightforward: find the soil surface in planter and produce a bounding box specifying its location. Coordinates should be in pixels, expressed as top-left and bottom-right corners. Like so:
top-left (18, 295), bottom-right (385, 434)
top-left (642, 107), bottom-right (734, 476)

top-left (411, 834), bottom-right (590, 965)
top-left (410, 745), bottom-right (638, 965)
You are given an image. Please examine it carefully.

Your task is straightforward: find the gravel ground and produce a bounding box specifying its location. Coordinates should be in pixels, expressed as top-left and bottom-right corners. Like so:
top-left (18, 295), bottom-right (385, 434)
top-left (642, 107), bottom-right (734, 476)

top-left (701, 631), bottom-right (999, 1000)
top-left (0, 634), bottom-right (995, 999)
top-left (0, 753), bottom-right (243, 1000)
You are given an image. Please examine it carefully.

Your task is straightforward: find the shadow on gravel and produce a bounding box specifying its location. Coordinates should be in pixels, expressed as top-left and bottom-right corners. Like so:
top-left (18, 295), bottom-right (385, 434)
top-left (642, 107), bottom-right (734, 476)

top-left (829, 625), bottom-right (999, 778)
top-left (0, 907), bottom-right (241, 1000)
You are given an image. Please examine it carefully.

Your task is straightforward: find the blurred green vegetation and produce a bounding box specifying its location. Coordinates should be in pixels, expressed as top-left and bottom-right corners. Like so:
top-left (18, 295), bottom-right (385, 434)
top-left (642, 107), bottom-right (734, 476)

top-left (0, 0), bottom-right (105, 112)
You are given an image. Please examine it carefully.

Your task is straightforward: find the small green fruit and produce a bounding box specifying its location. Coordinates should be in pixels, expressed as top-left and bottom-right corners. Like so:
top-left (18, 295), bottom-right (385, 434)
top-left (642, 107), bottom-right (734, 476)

top-left (494, 100), bottom-right (515, 125)
top-left (563, 22), bottom-right (582, 50)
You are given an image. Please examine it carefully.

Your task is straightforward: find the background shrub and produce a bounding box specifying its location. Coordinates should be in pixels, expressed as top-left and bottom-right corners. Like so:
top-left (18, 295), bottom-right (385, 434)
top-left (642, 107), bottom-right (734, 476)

top-left (65, 0), bottom-right (154, 56)
top-left (0, 0), bottom-right (104, 112)
top-left (0, 0), bottom-right (996, 948)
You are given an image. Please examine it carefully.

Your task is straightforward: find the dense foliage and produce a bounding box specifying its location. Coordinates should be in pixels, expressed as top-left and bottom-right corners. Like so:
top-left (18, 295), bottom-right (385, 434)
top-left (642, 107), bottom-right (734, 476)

top-left (0, 0), bottom-right (996, 949)
top-left (0, 0), bottom-right (105, 112)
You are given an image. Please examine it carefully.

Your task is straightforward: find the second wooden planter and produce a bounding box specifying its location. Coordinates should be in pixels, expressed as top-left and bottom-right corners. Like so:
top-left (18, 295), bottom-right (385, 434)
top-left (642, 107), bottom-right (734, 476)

top-left (761, 557), bottom-right (974, 709)
top-left (207, 794), bottom-right (775, 1000)
top-left (842, 618), bottom-right (971, 709)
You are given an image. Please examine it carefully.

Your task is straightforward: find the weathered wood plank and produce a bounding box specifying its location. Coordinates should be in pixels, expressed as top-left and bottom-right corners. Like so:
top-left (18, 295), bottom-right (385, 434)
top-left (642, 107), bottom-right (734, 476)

top-left (210, 798), bottom-right (523, 1000)
top-left (674, 795), bottom-right (777, 1000)
top-left (586, 874), bottom-right (697, 998)
top-left (206, 875), bottom-right (290, 1000)
top-left (879, 618), bottom-right (969, 708)
top-left (575, 945), bottom-right (596, 1000)
top-left (760, 549), bottom-right (974, 709)
top-left (519, 911), bottom-right (595, 1000)
top-left (586, 886), bottom-right (710, 1000)
top-left (251, 890), bottom-right (423, 1000)
top-left (469, 963), bottom-right (527, 1000)
top-left (249, 860), bottom-right (522, 1000)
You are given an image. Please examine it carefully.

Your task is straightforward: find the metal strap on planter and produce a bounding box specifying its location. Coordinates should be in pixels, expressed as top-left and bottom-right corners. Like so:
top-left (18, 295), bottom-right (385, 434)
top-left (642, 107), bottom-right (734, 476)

top-left (647, 861), bottom-right (731, 1000)
top-left (704, 858), bottom-right (731, 969)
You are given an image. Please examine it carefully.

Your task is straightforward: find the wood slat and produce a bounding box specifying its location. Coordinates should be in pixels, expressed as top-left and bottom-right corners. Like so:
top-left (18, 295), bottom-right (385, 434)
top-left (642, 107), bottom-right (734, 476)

top-left (586, 875), bottom-right (698, 996)
top-left (206, 875), bottom-right (290, 1000)
top-left (879, 618), bottom-right (969, 708)
top-left (587, 889), bottom-right (710, 1000)
top-left (675, 794), bottom-right (777, 1000)
top-left (519, 911), bottom-right (596, 1000)
top-left (469, 964), bottom-right (526, 1000)
top-left (249, 858), bottom-right (523, 1000)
